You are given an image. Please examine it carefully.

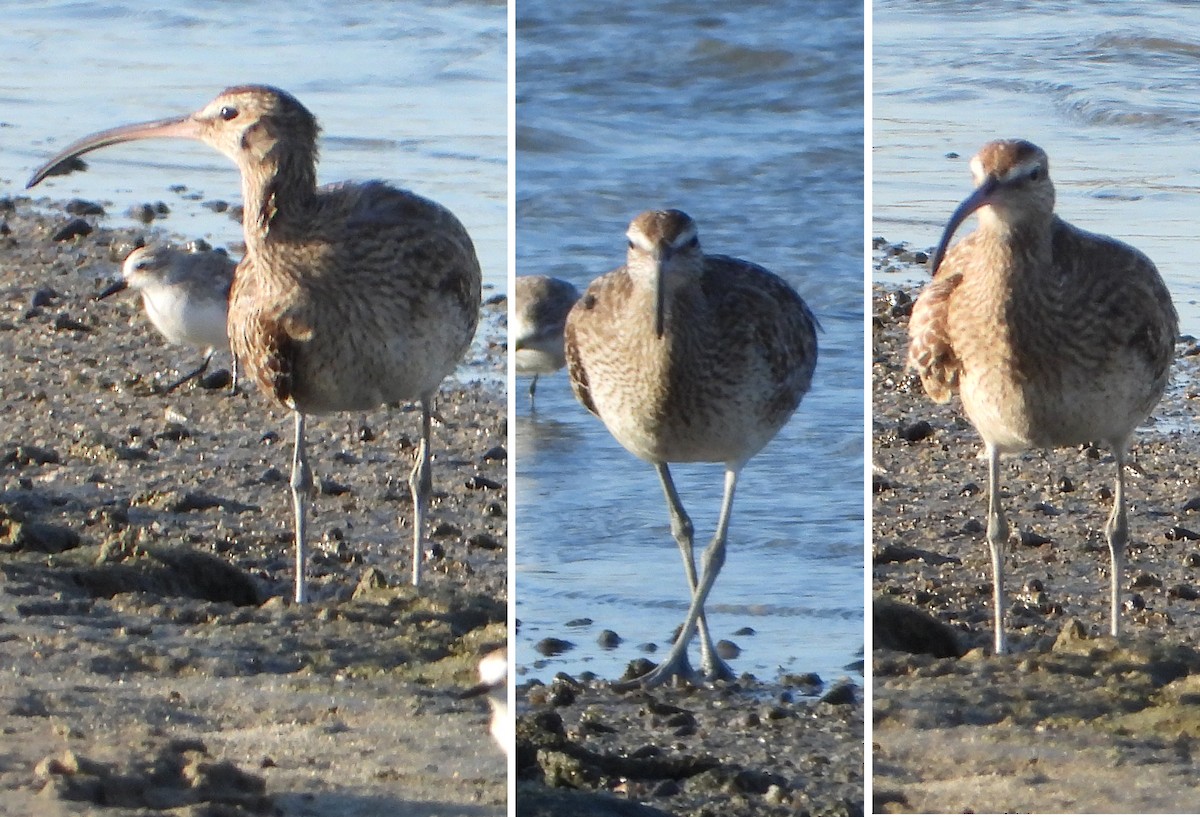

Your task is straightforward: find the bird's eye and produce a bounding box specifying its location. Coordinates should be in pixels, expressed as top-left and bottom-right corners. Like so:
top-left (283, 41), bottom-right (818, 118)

top-left (1029, 166), bottom-right (1042, 182)
top-left (219, 106), bottom-right (239, 121)
top-left (684, 236), bottom-right (699, 249)
top-left (627, 240), bottom-right (636, 250)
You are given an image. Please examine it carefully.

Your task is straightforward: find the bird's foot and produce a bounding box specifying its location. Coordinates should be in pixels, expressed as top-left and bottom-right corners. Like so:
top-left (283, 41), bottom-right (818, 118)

top-left (611, 651), bottom-right (701, 691)
top-left (700, 654), bottom-right (736, 683)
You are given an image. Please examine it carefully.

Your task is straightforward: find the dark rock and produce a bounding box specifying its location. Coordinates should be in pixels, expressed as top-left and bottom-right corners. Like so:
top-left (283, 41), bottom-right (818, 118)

top-left (51, 218), bottom-right (92, 241)
top-left (535, 637), bottom-right (574, 657)
top-left (597, 630), bottom-right (621, 649)
top-left (873, 597), bottom-right (964, 658)
top-left (467, 532), bottom-right (503, 551)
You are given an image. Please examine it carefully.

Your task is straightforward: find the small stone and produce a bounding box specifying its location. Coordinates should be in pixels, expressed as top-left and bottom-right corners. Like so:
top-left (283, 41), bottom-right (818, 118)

top-left (1168, 584), bottom-right (1200, 601)
top-left (480, 445), bottom-right (507, 462)
top-left (651, 779), bottom-right (681, 798)
top-left (534, 637), bottom-right (573, 657)
top-left (432, 521), bottom-right (461, 538)
top-left (466, 533), bottom-right (503, 551)
top-left (51, 218), bottom-right (92, 241)
top-left (465, 475), bottom-right (502, 490)
top-left (715, 640), bottom-right (741, 660)
top-left (1166, 525), bottom-right (1200, 541)
top-left (1130, 572), bottom-right (1162, 590)
top-left (317, 477), bottom-right (351, 496)
top-left (64, 198), bottom-right (104, 216)
top-left (30, 288), bottom-right (57, 308)
top-left (199, 369), bottom-right (232, 390)
top-left (1018, 528), bottom-right (1051, 547)
top-left (897, 419), bottom-right (933, 442)
top-left (596, 629), bottom-right (621, 649)
top-left (819, 680), bottom-right (857, 705)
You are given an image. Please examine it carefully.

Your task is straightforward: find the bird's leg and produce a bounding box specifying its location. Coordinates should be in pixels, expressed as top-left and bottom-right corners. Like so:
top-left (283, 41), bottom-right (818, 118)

top-left (160, 349), bottom-right (214, 394)
top-left (290, 411), bottom-right (313, 604)
top-left (657, 463), bottom-right (729, 678)
top-left (1105, 447), bottom-right (1129, 638)
top-left (625, 466), bottom-right (739, 689)
top-left (229, 352), bottom-right (241, 396)
top-left (528, 373), bottom-right (539, 408)
top-left (409, 396), bottom-right (433, 585)
top-left (985, 443), bottom-right (1009, 654)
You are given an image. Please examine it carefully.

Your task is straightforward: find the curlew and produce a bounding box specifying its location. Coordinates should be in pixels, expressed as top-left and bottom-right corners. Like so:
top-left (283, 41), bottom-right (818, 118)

top-left (99, 244), bottom-right (239, 393)
top-left (513, 275), bottom-right (579, 406)
top-left (30, 85), bottom-right (482, 603)
top-left (907, 139), bottom-right (1177, 654)
top-left (565, 209), bottom-right (818, 687)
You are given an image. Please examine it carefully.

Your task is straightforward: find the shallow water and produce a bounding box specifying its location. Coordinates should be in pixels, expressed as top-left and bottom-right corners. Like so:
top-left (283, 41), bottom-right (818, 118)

top-left (515, 0), bottom-right (865, 685)
top-left (874, 0), bottom-right (1200, 334)
top-left (1, 0), bottom-right (506, 296)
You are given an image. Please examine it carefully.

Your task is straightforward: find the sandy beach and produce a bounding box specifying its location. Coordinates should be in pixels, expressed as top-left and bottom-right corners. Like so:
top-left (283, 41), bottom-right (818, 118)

top-left (0, 194), bottom-right (507, 816)
top-left (873, 240), bottom-right (1200, 813)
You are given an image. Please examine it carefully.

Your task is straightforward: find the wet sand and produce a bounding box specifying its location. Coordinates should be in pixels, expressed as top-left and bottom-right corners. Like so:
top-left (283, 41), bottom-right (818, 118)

top-left (0, 195), bottom-right (506, 815)
top-left (873, 240), bottom-right (1200, 813)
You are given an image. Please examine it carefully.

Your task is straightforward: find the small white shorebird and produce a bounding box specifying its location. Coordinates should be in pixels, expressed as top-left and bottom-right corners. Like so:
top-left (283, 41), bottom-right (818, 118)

top-left (566, 209), bottom-right (819, 688)
top-left (907, 138), bottom-right (1177, 654)
top-left (513, 275), bottom-right (579, 406)
top-left (458, 648), bottom-right (510, 757)
top-left (98, 245), bottom-right (239, 393)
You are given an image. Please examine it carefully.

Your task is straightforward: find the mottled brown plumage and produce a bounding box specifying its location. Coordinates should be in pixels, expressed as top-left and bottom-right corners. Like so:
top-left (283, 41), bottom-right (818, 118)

top-left (566, 208), bottom-right (818, 687)
top-left (906, 139), bottom-right (1177, 653)
top-left (29, 85), bottom-right (482, 602)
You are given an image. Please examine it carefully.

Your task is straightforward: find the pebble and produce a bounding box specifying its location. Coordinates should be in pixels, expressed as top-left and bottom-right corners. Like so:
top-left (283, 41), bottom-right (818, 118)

top-left (596, 629), bottom-right (621, 649)
top-left (715, 640), bottom-right (741, 660)
top-left (535, 637), bottom-right (575, 657)
top-left (51, 218), bottom-right (92, 241)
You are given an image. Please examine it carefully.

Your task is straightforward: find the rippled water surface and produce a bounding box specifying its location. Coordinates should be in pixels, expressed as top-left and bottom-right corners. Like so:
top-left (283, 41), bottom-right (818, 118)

top-left (0, 0), bottom-right (506, 293)
top-left (874, 0), bottom-right (1200, 333)
top-left (516, 0), bottom-right (865, 684)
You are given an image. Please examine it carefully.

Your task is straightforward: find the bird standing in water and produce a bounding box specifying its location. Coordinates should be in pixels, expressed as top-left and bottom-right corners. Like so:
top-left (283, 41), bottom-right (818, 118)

top-left (566, 208), bottom-right (818, 687)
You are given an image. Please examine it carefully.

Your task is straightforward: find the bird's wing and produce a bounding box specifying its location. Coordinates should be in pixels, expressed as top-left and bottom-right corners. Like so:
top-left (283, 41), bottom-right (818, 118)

top-left (906, 263), bottom-right (963, 404)
top-left (564, 293), bottom-right (599, 417)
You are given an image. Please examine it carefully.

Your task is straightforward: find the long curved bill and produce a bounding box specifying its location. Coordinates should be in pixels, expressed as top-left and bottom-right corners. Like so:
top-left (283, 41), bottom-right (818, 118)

top-left (929, 174), bottom-right (999, 276)
top-left (26, 115), bottom-right (201, 189)
top-left (654, 255), bottom-right (666, 338)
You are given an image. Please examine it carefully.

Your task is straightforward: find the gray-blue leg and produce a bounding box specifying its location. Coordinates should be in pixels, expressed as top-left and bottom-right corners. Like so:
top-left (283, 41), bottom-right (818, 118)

top-left (291, 411), bottom-right (313, 603)
top-left (986, 443), bottom-right (1009, 654)
top-left (624, 466), bottom-right (739, 688)
top-left (1105, 446), bottom-right (1128, 638)
top-left (409, 396), bottom-right (433, 585)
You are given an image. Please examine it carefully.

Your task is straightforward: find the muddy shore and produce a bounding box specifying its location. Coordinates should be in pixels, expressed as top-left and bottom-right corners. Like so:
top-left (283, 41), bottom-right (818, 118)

top-left (516, 669), bottom-right (863, 817)
top-left (0, 195), bottom-right (507, 816)
top-left (873, 239), bottom-right (1200, 813)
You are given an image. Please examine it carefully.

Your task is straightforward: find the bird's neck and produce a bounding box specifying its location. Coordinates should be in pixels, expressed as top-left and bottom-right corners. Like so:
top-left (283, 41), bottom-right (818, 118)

top-left (239, 150), bottom-right (319, 245)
